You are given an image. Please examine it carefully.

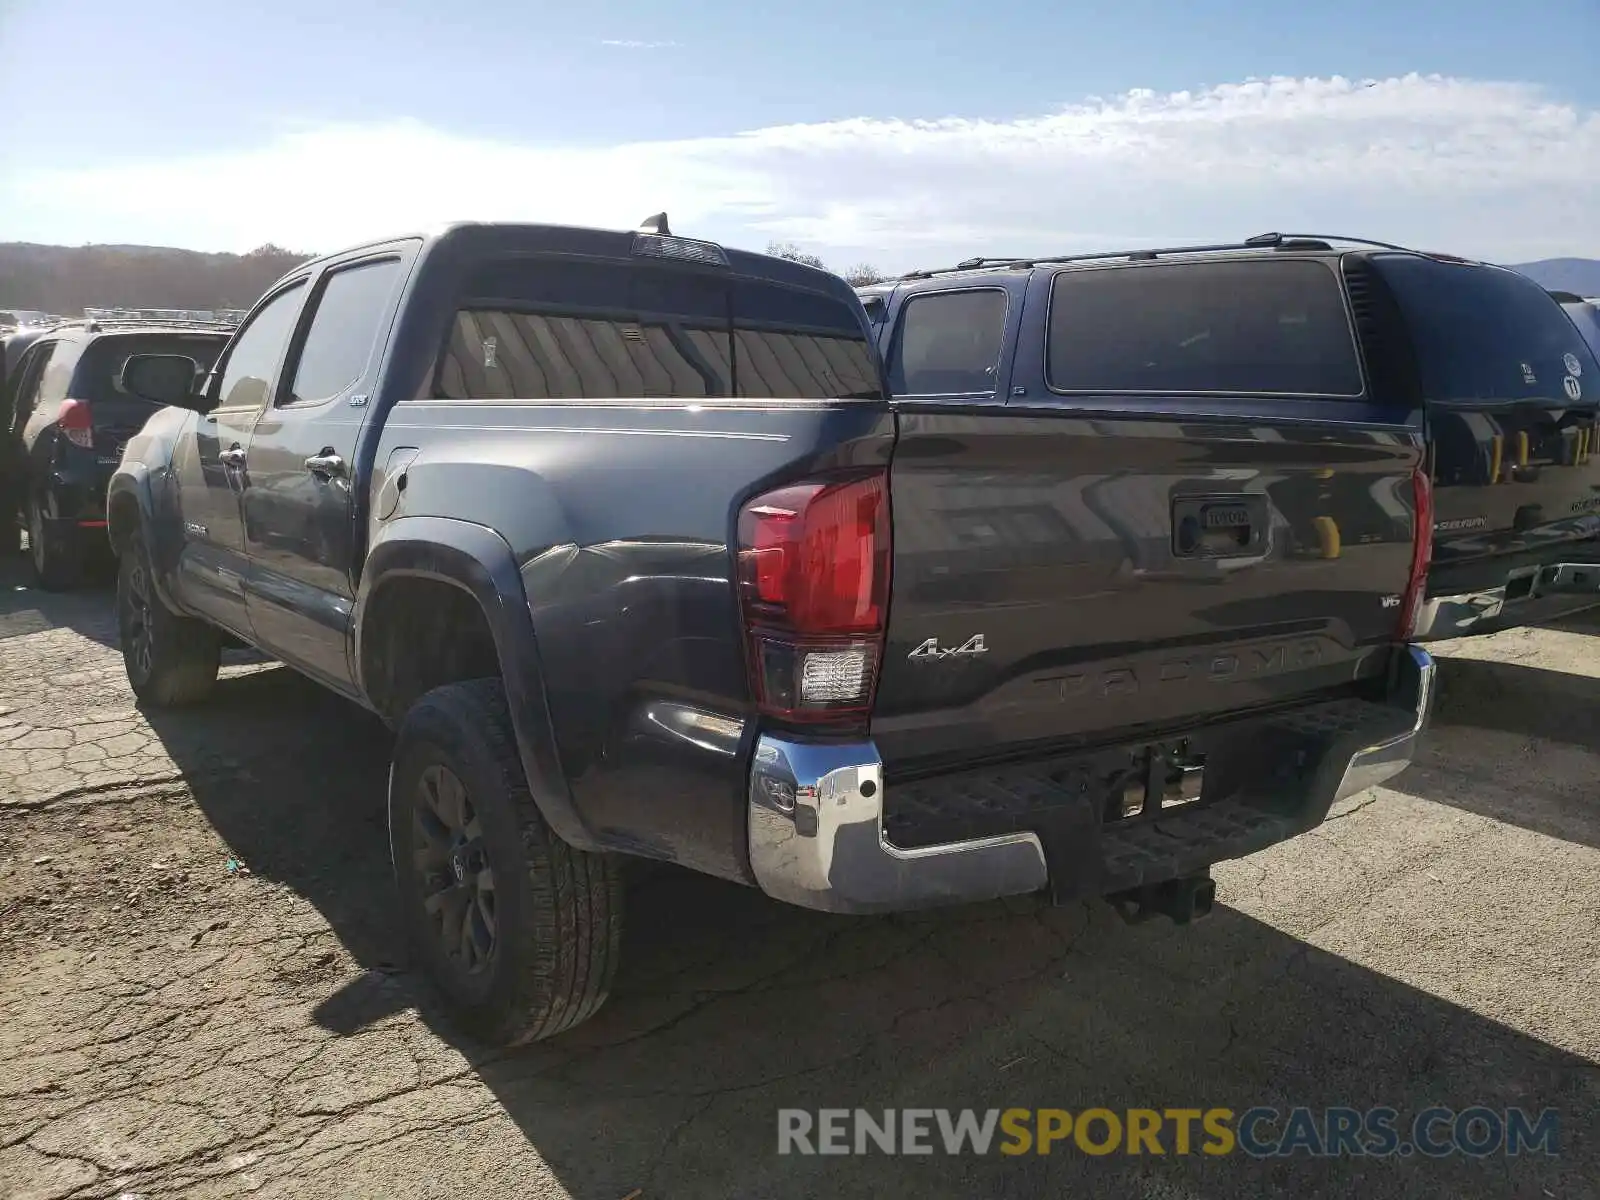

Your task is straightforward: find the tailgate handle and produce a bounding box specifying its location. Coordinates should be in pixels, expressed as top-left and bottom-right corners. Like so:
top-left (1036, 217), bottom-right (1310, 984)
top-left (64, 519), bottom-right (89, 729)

top-left (1172, 495), bottom-right (1268, 558)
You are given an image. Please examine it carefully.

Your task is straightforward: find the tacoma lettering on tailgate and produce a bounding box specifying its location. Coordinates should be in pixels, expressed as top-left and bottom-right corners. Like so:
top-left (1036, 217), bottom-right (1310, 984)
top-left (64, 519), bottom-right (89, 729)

top-left (1044, 639), bottom-right (1326, 700)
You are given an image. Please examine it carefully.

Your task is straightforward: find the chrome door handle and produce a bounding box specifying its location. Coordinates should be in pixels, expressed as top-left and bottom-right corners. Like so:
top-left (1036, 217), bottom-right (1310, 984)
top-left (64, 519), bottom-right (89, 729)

top-left (219, 447), bottom-right (247, 468)
top-left (304, 452), bottom-right (346, 479)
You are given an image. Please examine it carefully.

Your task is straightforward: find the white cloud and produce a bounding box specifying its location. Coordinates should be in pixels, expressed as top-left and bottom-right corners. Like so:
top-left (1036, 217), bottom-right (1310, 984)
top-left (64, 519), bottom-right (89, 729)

top-left (5, 73), bottom-right (1597, 268)
top-left (597, 38), bottom-right (682, 49)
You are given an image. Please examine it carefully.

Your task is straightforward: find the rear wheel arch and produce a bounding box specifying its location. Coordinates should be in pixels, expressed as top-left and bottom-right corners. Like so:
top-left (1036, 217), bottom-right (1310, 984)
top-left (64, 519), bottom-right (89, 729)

top-left (356, 519), bottom-right (599, 852)
top-left (359, 572), bottom-right (500, 722)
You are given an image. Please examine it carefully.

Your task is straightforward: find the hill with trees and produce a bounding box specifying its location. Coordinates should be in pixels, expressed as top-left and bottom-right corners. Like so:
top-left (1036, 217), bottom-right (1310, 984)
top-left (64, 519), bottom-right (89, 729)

top-left (0, 242), bottom-right (311, 319)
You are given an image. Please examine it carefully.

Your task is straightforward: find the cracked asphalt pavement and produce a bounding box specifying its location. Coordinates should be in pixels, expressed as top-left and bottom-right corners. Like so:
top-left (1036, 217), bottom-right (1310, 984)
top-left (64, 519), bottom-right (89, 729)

top-left (1, 554), bottom-right (1597, 1199)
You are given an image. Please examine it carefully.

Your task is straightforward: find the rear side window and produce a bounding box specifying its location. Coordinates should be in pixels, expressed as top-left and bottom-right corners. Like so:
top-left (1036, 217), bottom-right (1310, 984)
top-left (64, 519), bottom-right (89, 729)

top-left (8, 342), bottom-right (56, 433)
top-left (435, 259), bottom-right (880, 401)
top-left (72, 334), bottom-right (228, 407)
top-left (37, 340), bottom-right (80, 409)
top-left (1047, 260), bottom-right (1363, 397)
top-left (888, 289), bottom-right (1008, 397)
top-left (285, 258), bottom-right (404, 405)
top-left (1377, 258), bottom-right (1599, 405)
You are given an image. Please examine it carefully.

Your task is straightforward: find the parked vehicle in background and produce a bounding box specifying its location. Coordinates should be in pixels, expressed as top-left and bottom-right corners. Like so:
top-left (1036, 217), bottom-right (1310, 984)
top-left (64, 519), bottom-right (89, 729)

top-left (862, 235), bottom-right (1600, 643)
top-left (6, 320), bottom-right (232, 586)
top-left (1388, 261), bottom-right (1600, 638)
top-left (2, 325), bottom-right (59, 557)
top-left (111, 218), bottom-right (1434, 1046)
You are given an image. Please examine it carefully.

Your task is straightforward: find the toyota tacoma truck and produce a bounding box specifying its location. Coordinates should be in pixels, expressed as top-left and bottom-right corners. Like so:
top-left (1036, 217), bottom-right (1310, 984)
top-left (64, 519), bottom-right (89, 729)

top-left (109, 219), bottom-right (1435, 1046)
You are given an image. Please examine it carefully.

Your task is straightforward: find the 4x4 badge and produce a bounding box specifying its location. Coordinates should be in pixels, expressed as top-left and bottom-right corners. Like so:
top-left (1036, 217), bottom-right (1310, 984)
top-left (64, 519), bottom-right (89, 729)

top-left (909, 634), bottom-right (988, 661)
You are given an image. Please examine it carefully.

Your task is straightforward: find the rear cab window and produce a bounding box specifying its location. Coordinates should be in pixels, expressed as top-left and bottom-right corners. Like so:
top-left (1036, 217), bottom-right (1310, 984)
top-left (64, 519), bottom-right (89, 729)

top-left (435, 257), bottom-right (881, 402)
top-left (1374, 257), bottom-right (1600, 406)
top-left (1047, 259), bottom-right (1364, 397)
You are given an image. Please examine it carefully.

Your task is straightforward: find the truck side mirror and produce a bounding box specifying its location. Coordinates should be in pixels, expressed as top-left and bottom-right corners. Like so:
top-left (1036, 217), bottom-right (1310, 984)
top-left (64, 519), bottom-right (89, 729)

top-left (120, 353), bottom-right (215, 414)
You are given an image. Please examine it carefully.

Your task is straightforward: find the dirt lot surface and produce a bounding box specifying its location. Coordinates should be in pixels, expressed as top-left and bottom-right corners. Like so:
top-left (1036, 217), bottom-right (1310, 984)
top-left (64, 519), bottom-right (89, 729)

top-left (1, 554), bottom-right (1597, 1200)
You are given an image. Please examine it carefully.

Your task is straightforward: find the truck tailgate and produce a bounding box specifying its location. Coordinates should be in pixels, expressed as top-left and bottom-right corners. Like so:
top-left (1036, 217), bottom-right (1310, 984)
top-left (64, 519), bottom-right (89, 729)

top-left (1429, 398), bottom-right (1600, 568)
top-left (871, 409), bottom-right (1421, 771)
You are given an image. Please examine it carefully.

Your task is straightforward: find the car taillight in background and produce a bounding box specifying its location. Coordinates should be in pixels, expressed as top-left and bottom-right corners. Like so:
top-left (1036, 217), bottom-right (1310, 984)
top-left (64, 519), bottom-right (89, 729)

top-left (55, 399), bottom-right (94, 449)
top-left (737, 471), bottom-right (891, 727)
top-left (1400, 464), bottom-right (1433, 638)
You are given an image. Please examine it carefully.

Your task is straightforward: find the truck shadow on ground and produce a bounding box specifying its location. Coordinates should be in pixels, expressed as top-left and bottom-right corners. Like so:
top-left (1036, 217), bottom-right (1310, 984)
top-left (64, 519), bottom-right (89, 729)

top-left (1391, 655), bottom-right (1600, 851)
top-left (126, 660), bottom-right (1595, 1199)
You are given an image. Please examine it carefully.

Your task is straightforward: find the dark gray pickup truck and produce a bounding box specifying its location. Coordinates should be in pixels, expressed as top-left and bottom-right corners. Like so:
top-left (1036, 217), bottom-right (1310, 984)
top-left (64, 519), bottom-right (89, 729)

top-left (109, 219), bottom-right (1435, 1045)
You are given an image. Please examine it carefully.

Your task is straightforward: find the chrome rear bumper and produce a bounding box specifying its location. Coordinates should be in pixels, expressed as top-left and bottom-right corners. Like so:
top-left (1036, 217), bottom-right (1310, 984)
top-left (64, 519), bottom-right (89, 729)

top-left (1332, 644), bottom-right (1436, 802)
top-left (748, 646), bottom-right (1437, 915)
top-left (747, 740), bottom-right (1048, 914)
top-left (1413, 561), bottom-right (1600, 640)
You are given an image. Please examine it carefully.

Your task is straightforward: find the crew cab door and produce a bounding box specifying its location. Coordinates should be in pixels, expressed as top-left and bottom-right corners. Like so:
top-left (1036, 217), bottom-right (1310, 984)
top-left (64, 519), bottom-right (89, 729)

top-left (171, 280), bottom-right (307, 636)
top-left (240, 253), bottom-right (407, 693)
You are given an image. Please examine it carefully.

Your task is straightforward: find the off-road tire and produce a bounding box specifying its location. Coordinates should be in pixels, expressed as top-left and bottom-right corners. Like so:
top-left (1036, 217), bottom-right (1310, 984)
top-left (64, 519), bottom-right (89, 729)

top-left (28, 493), bottom-right (82, 591)
top-left (390, 678), bottom-right (624, 1045)
top-left (117, 529), bottom-right (222, 706)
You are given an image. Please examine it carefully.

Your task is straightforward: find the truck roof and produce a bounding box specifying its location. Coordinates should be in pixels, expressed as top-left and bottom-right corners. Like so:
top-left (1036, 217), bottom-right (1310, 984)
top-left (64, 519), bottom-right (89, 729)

top-left (276, 218), bottom-right (857, 302)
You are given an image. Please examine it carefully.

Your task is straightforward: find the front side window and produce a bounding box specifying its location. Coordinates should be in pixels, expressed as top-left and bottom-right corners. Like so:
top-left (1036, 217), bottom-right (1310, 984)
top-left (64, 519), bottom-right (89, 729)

top-left (1047, 260), bottom-right (1364, 397)
top-left (216, 283), bottom-right (306, 411)
top-left (435, 259), bottom-right (881, 402)
top-left (285, 258), bottom-right (404, 405)
top-left (887, 289), bottom-right (1008, 397)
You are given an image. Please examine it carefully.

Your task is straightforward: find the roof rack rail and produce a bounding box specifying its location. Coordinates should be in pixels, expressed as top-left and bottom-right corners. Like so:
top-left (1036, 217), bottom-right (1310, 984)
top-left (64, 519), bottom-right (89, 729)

top-left (46, 317), bottom-right (239, 333)
top-left (895, 231), bottom-right (1418, 281)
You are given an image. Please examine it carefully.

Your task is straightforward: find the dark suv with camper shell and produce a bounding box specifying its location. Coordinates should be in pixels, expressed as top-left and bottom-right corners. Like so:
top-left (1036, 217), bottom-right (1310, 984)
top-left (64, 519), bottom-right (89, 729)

top-left (861, 234), bottom-right (1600, 642)
top-left (5, 319), bottom-right (232, 585)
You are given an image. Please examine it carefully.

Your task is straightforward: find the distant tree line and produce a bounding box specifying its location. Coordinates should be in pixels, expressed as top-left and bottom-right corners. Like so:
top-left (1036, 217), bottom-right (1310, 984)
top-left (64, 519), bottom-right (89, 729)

top-left (766, 242), bottom-right (887, 286)
top-left (0, 242), bottom-right (312, 317)
top-left (0, 237), bottom-right (887, 321)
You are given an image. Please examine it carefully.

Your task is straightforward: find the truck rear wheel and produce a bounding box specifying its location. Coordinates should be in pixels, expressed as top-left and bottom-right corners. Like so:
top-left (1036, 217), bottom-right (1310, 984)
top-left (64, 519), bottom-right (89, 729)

top-left (389, 678), bottom-right (624, 1045)
top-left (117, 529), bottom-right (221, 706)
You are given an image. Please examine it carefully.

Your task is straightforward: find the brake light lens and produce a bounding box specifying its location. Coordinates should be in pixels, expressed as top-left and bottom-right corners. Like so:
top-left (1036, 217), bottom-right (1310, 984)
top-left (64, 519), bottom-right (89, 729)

top-left (1400, 464), bottom-right (1433, 638)
top-left (737, 472), bottom-right (890, 724)
top-left (55, 399), bottom-right (94, 450)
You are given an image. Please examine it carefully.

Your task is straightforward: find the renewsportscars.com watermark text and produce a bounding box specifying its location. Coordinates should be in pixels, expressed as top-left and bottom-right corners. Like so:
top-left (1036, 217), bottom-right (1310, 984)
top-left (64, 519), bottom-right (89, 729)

top-left (777, 1107), bottom-right (1560, 1159)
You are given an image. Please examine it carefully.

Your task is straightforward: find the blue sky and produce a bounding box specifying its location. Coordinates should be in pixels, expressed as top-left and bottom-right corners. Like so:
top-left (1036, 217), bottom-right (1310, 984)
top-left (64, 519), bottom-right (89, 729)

top-left (1, 0), bottom-right (1597, 268)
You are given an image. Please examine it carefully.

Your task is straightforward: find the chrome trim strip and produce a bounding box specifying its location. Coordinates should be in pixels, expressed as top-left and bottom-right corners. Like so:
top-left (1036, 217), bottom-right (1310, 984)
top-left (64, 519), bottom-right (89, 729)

top-left (1334, 645), bottom-right (1436, 803)
top-left (748, 737), bottom-right (1048, 914)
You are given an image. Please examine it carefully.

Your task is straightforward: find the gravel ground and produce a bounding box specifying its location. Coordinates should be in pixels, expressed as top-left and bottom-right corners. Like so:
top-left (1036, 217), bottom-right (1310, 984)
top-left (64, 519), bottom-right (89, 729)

top-left (1, 553), bottom-right (1597, 1200)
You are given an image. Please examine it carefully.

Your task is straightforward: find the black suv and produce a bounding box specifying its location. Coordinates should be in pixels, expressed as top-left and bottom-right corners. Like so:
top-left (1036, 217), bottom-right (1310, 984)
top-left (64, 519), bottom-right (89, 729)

top-left (860, 235), bottom-right (1600, 641)
top-left (6, 320), bottom-right (232, 587)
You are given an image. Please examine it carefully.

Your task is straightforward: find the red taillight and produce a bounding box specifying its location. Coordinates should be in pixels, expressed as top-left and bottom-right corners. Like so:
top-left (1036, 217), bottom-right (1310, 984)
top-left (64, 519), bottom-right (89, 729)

top-left (737, 471), bottom-right (890, 724)
top-left (55, 399), bottom-right (94, 450)
top-left (1400, 465), bottom-right (1433, 638)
